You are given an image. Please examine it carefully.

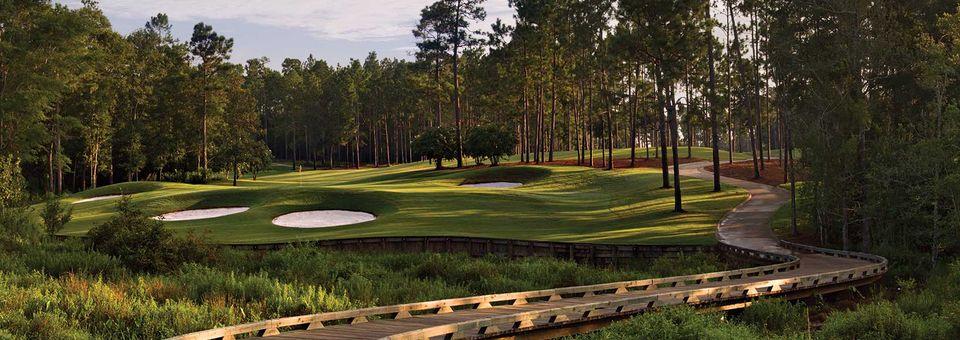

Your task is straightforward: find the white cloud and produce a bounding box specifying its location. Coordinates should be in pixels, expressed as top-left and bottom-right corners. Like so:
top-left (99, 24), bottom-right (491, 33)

top-left (61, 0), bottom-right (513, 41)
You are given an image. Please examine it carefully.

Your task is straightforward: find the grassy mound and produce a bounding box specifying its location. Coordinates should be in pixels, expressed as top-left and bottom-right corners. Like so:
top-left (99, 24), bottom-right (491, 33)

top-left (460, 166), bottom-right (551, 185)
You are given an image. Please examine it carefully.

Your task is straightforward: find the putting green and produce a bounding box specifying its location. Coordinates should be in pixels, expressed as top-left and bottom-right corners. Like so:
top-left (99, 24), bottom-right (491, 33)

top-left (59, 160), bottom-right (746, 245)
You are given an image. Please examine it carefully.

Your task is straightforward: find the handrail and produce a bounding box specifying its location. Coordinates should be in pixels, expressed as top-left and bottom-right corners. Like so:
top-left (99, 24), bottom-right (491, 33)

top-left (168, 240), bottom-right (801, 340)
top-left (383, 241), bottom-right (887, 340)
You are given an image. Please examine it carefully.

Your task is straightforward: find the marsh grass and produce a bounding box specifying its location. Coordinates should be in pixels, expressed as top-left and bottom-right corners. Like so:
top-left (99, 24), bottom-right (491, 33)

top-left (0, 239), bottom-right (725, 339)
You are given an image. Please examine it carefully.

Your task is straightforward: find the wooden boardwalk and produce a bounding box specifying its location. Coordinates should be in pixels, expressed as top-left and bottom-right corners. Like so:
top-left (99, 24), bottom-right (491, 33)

top-left (171, 162), bottom-right (887, 340)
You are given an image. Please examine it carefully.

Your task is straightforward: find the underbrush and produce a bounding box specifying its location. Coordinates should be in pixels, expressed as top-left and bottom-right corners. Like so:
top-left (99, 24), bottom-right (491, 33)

top-left (578, 258), bottom-right (960, 340)
top-left (0, 235), bottom-right (725, 338)
top-left (161, 170), bottom-right (226, 184)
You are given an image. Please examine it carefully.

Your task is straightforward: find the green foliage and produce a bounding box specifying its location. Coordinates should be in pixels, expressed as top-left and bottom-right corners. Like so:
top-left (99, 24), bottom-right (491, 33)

top-left (161, 170), bottom-right (226, 184)
top-left (86, 196), bottom-right (215, 272)
top-left (464, 124), bottom-right (517, 165)
top-left (40, 195), bottom-right (72, 236)
top-left (0, 236), bottom-right (726, 338)
top-left (575, 305), bottom-right (762, 340)
top-left (411, 127), bottom-right (458, 169)
top-left (0, 156), bottom-right (27, 207)
top-left (818, 301), bottom-right (951, 339)
top-left (738, 300), bottom-right (808, 335)
top-left (0, 205), bottom-right (38, 249)
top-left (0, 156), bottom-right (39, 246)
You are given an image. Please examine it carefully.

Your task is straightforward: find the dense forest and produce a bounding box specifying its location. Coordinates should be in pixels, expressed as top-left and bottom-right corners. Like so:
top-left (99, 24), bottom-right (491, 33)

top-left (3, 0), bottom-right (960, 266)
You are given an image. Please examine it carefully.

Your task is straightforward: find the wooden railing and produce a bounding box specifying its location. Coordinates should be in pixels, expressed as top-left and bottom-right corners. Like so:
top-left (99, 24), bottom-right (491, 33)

top-left (169, 238), bottom-right (887, 340)
top-left (229, 236), bottom-right (717, 264)
top-left (385, 241), bottom-right (887, 339)
top-left (168, 241), bottom-right (803, 340)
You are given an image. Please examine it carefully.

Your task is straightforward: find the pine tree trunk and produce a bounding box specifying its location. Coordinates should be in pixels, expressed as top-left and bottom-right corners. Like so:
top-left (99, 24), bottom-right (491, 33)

top-left (453, 42), bottom-right (464, 168)
top-left (668, 87), bottom-right (683, 212)
top-left (707, 3), bottom-right (722, 192)
top-left (630, 65), bottom-right (638, 167)
top-left (549, 52), bottom-right (557, 162)
top-left (656, 70), bottom-right (670, 189)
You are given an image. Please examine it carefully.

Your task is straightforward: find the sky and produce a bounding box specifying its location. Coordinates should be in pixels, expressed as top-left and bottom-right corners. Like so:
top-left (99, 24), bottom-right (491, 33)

top-left (56, 0), bottom-right (515, 69)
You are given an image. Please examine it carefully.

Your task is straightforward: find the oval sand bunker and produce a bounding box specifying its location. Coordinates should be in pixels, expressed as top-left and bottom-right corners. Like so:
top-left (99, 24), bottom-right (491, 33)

top-left (273, 210), bottom-right (376, 228)
top-left (153, 207), bottom-right (249, 221)
top-left (461, 182), bottom-right (522, 188)
top-left (73, 195), bottom-right (123, 204)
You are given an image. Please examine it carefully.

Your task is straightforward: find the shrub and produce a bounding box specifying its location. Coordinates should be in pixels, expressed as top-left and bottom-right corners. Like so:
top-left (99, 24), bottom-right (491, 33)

top-left (463, 124), bottom-right (516, 166)
top-left (0, 204), bottom-right (38, 248)
top-left (0, 155), bottom-right (27, 207)
top-left (86, 196), bottom-right (215, 272)
top-left (161, 170), bottom-right (225, 184)
top-left (0, 156), bottom-right (39, 246)
top-left (648, 253), bottom-right (725, 277)
top-left (40, 195), bottom-right (72, 237)
top-left (738, 299), bottom-right (808, 335)
top-left (576, 305), bottom-right (762, 339)
top-left (411, 127), bottom-right (458, 170)
top-left (817, 301), bottom-right (950, 339)
top-left (22, 245), bottom-right (124, 278)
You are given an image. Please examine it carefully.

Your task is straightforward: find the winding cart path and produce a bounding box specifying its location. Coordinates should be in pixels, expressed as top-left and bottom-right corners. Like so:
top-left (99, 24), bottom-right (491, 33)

top-left (173, 162), bottom-right (887, 340)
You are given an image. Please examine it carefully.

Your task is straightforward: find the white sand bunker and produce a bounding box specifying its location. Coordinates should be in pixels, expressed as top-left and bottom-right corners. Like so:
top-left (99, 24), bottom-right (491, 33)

top-left (461, 182), bottom-right (523, 188)
top-left (153, 207), bottom-right (249, 221)
top-left (273, 210), bottom-right (376, 228)
top-left (73, 195), bottom-right (123, 204)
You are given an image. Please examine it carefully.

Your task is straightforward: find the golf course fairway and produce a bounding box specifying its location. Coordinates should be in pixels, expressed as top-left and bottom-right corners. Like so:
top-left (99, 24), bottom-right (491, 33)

top-left (59, 159), bottom-right (747, 245)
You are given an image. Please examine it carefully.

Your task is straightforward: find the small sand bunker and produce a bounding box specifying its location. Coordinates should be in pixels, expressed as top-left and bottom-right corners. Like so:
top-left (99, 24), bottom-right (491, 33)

top-left (153, 207), bottom-right (249, 221)
top-left (273, 210), bottom-right (376, 228)
top-left (461, 182), bottom-right (523, 188)
top-left (73, 195), bottom-right (123, 204)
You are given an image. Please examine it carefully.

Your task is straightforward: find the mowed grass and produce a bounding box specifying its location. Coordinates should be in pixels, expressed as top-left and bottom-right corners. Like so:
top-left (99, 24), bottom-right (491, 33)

top-left (57, 161), bottom-right (747, 245)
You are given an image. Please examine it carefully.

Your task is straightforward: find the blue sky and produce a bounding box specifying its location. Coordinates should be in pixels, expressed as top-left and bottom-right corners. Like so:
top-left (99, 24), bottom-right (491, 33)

top-left (57, 1), bottom-right (514, 69)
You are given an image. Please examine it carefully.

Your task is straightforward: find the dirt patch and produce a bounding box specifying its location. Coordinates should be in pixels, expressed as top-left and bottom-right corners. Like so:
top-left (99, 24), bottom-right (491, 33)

top-left (706, 160), bottom-right (790, 187)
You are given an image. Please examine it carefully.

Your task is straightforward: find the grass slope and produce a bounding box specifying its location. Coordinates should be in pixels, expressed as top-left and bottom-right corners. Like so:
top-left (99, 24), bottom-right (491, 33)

top-left (59, 161), bottom-right (747, 245)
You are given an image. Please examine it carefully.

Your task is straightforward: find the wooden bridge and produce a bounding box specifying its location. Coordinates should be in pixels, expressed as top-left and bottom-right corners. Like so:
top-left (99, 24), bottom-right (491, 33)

top-left (170, 162), bottom-right (887, 340)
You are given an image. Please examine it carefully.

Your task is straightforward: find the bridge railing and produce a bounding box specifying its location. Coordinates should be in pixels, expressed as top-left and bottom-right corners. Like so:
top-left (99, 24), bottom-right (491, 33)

top-left (168, 242), bottom-right (800, 340)
top-left (168, 237), bottom-right (888, 340)
top-left (384, 241), bottom-right (887, 340)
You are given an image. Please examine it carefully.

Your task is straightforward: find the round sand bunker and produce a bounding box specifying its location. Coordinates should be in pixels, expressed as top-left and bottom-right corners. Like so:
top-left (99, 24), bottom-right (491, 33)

top-left (73, 195), bottom-right (123, 204)
top-left (461, 182), bottom-right (523, 188)
top-left (153, 207), bottom-right (249, 221)
top-left (273, 210), bottom-right (376, 228)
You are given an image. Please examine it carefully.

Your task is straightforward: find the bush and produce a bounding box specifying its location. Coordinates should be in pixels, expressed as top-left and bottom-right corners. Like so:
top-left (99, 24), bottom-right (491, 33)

top-left (0, 155), bottom-right (27, 206)
top-left (86, 196), bottom-right (215, 272)
top-left (411, 127), bottom-right (458, 170)
top-left (738, 299), bottom-right (808, 335)
top-left (0, 205), bottom-right (38, 248)
top-left (161, 170), bottom-right (225, 184)
top-left (464, 124), bottom-right (516, 166)
top-left (22, 241), bottom-right (124, 278)
top-left (0, 156), bottom-right (39, 246)
top-left (576, 305), bottom-right (762, 339)
top-left (40, 195), bottom-right (72, 237)
top-left (818, 301), bottom-right (951, 339)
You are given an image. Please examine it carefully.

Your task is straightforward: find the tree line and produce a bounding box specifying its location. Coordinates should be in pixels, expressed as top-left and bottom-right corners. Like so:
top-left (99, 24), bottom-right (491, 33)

top-left (3, 0), bottom-right (960, 263)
